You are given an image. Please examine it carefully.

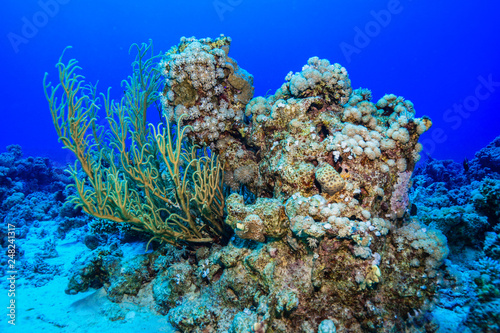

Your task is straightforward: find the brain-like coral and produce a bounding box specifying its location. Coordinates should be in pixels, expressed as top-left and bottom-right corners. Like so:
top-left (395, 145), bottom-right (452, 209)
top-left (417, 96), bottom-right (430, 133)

top-left (315, 162), bottom-right (345, 195)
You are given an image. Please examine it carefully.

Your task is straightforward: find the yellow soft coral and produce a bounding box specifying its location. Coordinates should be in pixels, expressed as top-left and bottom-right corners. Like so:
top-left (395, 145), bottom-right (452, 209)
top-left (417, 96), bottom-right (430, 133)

top-left (44, 42), bottom-right (229, 247)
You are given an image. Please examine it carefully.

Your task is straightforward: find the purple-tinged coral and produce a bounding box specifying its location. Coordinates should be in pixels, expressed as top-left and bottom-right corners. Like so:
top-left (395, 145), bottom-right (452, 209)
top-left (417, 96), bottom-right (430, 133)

top-left (390, 171), bottom-right (412, 217)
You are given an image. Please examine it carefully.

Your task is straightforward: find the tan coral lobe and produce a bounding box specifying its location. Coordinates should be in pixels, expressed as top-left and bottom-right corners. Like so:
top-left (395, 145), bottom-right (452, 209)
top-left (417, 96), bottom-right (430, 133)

top-left (315, 163), bottom-right (345, 195)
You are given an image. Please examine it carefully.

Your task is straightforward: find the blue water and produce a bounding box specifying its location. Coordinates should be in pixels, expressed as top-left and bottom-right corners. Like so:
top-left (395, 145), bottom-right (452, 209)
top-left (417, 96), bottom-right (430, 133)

top-left (1, 0), bottom-right (500, 162)
top-left (2, 2), bottom-right (500, 331)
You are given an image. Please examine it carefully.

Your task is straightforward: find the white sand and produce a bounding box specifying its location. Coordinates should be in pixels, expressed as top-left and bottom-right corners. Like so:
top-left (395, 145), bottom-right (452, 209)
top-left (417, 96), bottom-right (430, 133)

top-left (1, 221), bottom-right (177, 333)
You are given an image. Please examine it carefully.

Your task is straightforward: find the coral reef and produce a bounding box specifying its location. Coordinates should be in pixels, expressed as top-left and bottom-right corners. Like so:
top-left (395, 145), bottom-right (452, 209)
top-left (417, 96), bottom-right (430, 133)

top-left (0, 143), bottom-right (156, 289)
top-left (113, 37), bottom-right (440, 331)
top-left (411, 136), bottom-right (500, 249)
top-left (3, 134), bottom-right (499, 332)
top-left (469, 136), bottom-right (500, 178)
top-left (36, 35), bottom-right (481, 331)
top-left (0, 145), bottom-right (86, 281)
top-left (409, 135), bottom-right (500, 332)
top-left (0, 145), bottom-right (69, 210)
top-left (2, 34), bottom-right (496, 331)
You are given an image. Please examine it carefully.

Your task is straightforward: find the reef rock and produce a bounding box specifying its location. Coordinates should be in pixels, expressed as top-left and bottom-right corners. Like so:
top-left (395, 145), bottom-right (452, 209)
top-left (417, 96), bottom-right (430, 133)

top-left (152, 36), bottom-right (448, 332)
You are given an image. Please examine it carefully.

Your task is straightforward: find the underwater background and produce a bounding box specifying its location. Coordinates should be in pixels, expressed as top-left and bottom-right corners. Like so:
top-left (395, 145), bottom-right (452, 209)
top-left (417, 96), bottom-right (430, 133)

top-left (1, 0), bottom-right (500, 332)
top-left (1, 0), bottom-right (500, 162)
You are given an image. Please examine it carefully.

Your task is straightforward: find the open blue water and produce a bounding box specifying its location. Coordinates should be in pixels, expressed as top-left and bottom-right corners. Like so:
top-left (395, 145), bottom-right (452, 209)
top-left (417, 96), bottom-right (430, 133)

top-left (1, 2), bottom-right (500, 332)
top-left (1, 0), bottom-right (499, 163)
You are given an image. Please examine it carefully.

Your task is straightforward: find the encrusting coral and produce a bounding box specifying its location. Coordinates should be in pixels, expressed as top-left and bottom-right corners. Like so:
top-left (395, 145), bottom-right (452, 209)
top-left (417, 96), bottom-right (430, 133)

top-left (45, 35), bottom-right (449, 332)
